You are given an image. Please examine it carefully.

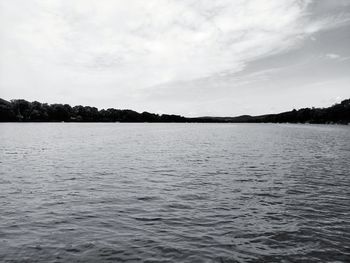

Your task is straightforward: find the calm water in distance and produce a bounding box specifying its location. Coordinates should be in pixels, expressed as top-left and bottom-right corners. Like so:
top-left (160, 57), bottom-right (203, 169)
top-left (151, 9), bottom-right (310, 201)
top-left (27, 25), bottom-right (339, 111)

top-left (0, 123), bottom-right (349, 263)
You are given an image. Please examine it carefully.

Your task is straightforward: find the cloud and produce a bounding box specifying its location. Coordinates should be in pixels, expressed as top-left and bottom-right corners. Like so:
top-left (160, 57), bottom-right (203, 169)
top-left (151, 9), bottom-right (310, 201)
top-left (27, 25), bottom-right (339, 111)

top-left (0, 0), bottom-right (349, 114)
top-left (1, 1), bottom-right (320, 81)
top-left (326, 53), bottom-right (340, 59)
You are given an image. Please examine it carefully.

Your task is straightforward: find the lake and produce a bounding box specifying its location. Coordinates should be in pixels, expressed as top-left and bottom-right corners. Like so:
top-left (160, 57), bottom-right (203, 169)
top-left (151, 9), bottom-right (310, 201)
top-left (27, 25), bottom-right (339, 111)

top-left (0, 123), bottom-right (349, 262)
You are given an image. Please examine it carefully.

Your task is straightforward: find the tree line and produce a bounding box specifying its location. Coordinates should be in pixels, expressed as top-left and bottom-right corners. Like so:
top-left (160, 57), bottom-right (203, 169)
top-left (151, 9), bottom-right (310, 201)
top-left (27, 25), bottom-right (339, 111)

top-left (0, 98), bottom-right (186, 122)
top-left (0, 97), bottom-right (349, 124)
top-left (195, 99), bottom-right (350, 124)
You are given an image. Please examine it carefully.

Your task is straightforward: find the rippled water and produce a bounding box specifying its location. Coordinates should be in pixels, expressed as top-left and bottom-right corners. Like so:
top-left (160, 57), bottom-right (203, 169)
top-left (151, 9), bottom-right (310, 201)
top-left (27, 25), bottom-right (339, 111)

top-left (0, 123), bottom-right (349, 262)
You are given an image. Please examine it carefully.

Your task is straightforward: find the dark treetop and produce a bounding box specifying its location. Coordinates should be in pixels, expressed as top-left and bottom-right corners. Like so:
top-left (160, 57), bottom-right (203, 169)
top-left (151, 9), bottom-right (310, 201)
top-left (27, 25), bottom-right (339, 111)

top-left (0, 98), bottom-right (349, 124)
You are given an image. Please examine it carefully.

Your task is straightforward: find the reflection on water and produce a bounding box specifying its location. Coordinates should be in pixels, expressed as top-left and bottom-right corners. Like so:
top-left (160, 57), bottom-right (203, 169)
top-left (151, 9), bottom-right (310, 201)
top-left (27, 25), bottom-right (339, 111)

top-left (0, 123), bottom-right (349, 262)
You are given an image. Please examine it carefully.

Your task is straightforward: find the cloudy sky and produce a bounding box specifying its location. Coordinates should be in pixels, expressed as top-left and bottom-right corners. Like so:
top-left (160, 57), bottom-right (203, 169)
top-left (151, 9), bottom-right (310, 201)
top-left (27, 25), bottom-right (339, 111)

top-left (1, 0), bottom-right (349, 116)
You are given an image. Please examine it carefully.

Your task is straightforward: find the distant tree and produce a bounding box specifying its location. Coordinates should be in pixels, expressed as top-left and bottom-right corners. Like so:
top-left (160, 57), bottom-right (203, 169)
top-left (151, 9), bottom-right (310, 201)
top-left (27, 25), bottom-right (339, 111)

top-left (11, 99), bottom-right (32, 121)
top-left (141, 112), bottom-right (159, 122)
top-left (0, 99), bottom-right (16, 121)
top-left (48, 104), bottom-right (72, 121)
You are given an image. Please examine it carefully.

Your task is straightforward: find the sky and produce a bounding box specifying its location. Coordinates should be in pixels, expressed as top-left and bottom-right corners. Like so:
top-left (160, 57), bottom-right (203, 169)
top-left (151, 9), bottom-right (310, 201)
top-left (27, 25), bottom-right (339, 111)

top-left (0, 0), bottom-right (350, 116)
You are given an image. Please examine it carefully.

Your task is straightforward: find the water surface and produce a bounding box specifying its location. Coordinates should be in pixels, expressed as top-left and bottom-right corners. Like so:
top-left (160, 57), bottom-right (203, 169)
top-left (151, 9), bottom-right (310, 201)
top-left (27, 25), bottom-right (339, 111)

top-left (0, 123), bottom-right (349, 262)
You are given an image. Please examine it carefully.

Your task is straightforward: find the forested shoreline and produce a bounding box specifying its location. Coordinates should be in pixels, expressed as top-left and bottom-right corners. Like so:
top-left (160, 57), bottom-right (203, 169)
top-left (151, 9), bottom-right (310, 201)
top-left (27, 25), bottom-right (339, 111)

top-left (0, 98), bottom-right (349, 124)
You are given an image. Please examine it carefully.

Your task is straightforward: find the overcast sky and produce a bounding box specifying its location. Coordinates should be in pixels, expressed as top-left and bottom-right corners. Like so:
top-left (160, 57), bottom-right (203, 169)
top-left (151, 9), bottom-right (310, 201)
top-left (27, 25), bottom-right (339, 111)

top-left (1, 0), bottom-right (350, 116)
